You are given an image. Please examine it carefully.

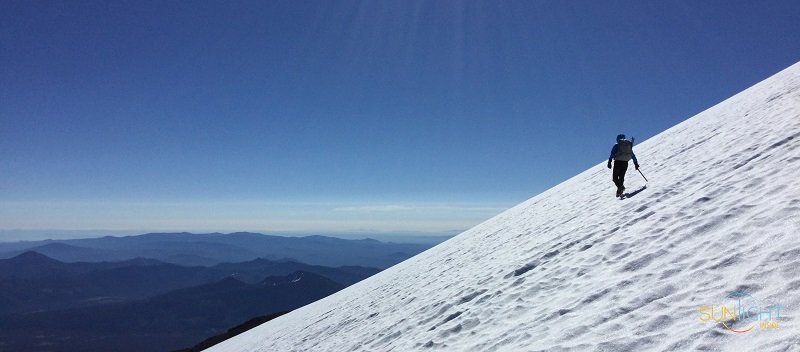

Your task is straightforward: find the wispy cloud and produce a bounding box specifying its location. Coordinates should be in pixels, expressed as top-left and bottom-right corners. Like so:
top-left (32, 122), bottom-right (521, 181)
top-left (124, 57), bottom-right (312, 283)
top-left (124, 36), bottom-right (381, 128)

top-left (333, 205), bottom-right (414, 212)
top-left (333, 204), bottom-right (509, 213)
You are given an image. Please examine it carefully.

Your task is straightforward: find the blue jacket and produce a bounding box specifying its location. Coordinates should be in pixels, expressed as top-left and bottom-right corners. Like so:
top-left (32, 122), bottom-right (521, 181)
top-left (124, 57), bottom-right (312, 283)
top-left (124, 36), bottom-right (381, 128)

top-left (609, 144), bottom-right (638, 165)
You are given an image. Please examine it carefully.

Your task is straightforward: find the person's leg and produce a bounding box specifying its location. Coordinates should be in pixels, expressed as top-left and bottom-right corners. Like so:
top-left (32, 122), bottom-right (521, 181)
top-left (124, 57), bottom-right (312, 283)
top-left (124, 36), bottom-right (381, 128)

top-left (613, 161), bottom-right (629, 195)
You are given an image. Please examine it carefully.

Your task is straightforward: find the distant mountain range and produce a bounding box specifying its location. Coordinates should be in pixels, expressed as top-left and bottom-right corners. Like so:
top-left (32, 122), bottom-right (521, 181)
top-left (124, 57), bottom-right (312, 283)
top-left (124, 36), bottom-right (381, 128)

top-left (0, 232), bottom-right (441, 351)
top-left (0, 232), bottom-right (436, 268)
top-left (0, 250), bottom-right (379, 316)
top-left (0, 249), bottom-right (382, 351)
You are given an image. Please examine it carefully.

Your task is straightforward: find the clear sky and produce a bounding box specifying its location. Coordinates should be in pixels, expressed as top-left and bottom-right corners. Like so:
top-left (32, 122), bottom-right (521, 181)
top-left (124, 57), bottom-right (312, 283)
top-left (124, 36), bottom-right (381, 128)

top-left (2, 1), bottom-right (800, 240)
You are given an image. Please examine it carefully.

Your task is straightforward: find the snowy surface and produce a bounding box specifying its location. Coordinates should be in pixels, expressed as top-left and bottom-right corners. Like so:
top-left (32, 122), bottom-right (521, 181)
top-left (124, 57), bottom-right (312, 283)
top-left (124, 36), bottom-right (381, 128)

top-left (207, 62), bottom-right (800, 351)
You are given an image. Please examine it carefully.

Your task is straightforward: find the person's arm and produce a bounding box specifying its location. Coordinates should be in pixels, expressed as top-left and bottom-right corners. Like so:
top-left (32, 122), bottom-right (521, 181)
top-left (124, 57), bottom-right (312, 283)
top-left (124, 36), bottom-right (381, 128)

top-left (632, 152), bottom-right (639, 169)
top-left (607, 145), bottom-right (618, 168)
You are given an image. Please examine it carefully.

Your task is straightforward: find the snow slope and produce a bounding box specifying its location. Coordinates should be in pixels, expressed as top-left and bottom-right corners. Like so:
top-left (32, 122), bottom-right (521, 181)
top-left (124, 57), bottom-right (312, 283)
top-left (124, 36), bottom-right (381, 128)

top-left (208, 62), bottom-right (800, 352)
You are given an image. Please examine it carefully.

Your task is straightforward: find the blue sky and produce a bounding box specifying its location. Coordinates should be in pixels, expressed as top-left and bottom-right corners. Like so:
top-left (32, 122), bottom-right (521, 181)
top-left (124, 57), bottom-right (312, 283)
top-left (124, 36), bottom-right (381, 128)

top-left (2, 1), bottom-right (800, 240)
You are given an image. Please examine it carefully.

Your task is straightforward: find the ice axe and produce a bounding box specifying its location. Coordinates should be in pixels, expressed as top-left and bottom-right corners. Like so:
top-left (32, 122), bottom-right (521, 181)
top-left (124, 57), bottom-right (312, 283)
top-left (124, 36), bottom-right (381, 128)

top-left (637, 168), bottom-right (649, 182)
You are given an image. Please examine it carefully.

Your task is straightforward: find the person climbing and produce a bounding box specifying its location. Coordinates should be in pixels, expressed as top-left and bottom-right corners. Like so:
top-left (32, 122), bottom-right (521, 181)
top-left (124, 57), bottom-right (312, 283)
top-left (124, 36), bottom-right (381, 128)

top-left (607, 134), bottom-right (639, 198)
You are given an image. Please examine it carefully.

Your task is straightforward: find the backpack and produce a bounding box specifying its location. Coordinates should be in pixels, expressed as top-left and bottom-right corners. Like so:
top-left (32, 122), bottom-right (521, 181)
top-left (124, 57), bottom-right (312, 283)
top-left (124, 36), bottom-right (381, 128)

top-left (615, 139), bottom-right (633, 161)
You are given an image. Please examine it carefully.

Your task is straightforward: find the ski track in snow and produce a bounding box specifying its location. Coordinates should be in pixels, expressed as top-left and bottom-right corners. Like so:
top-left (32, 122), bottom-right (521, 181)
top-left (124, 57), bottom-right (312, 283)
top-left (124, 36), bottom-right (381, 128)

top-left (207, 63), bottom-right (800, 351)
